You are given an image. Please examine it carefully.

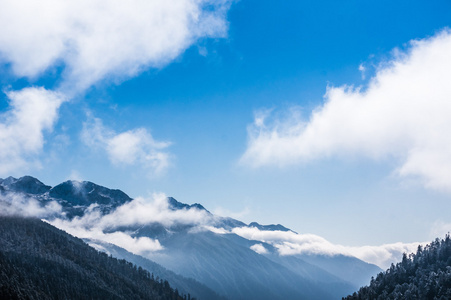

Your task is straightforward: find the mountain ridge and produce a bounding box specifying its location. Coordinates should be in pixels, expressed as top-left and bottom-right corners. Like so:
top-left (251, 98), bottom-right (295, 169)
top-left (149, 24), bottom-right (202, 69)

top-left (0, 175), bottom-right (382, 300)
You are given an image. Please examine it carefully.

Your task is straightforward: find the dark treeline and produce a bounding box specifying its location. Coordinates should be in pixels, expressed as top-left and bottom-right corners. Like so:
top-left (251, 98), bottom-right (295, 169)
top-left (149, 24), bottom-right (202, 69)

top-left (343, 235), bottom-right (451, 300)
top-left (0, 216), bottom-right (195, 300)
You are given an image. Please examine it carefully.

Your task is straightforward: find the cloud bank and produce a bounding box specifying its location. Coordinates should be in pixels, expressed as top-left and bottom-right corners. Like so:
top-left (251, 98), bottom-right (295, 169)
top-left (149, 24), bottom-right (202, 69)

top-left (242, 29), bottom-right (451, 191)
top-left (48, 193), bottom-right (212, 255)
top-left (0, 88), bottom-right (65, 175)
top-left (231, 226), bottom-right (421, 269)
top-left (0, 192), bottom-right (63, 218)
top-left (81, 116), bottom-right (171, 174)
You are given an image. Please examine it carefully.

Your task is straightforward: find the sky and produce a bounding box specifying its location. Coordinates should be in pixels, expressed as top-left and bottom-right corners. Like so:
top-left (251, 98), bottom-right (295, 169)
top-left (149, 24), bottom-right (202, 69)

top-left (1, 0), bottom-right (451, 247)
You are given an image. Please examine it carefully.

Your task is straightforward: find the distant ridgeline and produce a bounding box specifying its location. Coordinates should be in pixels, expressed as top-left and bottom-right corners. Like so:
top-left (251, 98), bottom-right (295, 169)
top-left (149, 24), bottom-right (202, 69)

top-left (0, 216), bottom-right (193, 300)
top-left (343, 235), bottom-right (451, 300)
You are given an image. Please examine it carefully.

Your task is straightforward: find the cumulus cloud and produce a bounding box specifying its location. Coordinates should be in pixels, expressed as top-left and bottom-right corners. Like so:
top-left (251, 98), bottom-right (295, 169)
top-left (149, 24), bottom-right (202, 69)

top-left (241, 29), bottom-right (451, 191)
top-left (0, 0), bottom-right (232, 90)
top-left (231, 226), bottom-right (421, 269)
top-left (81, 115), bottom-right (171, 175)
top-left (0, 87), bottom-right (65, 175)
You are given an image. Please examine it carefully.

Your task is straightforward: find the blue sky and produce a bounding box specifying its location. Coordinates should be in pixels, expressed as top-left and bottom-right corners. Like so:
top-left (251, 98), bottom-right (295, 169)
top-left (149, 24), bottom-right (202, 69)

top-left (1, 0), bottom-right (451, 246)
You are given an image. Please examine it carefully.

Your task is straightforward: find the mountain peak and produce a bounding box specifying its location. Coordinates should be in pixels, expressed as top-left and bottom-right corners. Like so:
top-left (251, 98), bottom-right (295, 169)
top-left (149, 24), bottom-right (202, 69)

top-left (0, 175), bottom-right (51, 194)
top-left (49, 180), bottom-right (132, 207)
top-left (167, 197), bottom-right (208, 212)
top-left (248, 222), bottom-right (292, 232)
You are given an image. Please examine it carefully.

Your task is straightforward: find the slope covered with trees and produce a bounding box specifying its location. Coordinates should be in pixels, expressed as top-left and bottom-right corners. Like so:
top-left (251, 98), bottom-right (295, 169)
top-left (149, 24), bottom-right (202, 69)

top-left (343, 235), bottom-right (451, 300)
top-left (0, 216), bottom-right (191, 300)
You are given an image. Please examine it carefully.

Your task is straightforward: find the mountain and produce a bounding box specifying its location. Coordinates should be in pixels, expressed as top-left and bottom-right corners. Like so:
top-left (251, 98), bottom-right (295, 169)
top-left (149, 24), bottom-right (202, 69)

top-left (168, 197), bottom-right (207, 212)
top-left (0, 175), bottom-right (51, 195)
top-left (0, 216), bottom-right (186, 300)
top-left (86, 239), bottom-right (226, 300)
top-left (295, 253), bottom-right (382, 288)
top-left (141, 228), bottom-right (355, 299)
top-left (1, 177), bottom-right (132, 218)
top-left (247, 221), bottom-right (292, 232)
top-left (343, 235), bottom-right (451, 299)
top-left (0, 175), bottom-right (383, 300)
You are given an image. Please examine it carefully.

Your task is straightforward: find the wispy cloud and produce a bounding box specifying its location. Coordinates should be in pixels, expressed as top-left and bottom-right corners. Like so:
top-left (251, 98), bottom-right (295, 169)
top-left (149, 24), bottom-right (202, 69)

top-left (0, 87), bottom-right (65, 175)
top-left (49, 218), bottom-right (164, 254)
top-left (81, 115), bottom-right (172, 175)
top-left (231, 226), bottom-right (422, 269)
top-left (241, 29), bottom-right (451, 192)
top-left (0, 192), bottom-right (63, 218)
top-left (47, 193), bottom-right (212, 255)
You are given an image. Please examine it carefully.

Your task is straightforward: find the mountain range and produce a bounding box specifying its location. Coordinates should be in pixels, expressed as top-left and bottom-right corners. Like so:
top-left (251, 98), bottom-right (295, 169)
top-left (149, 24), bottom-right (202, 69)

top-left (0, 176), bottom-right (382, 299)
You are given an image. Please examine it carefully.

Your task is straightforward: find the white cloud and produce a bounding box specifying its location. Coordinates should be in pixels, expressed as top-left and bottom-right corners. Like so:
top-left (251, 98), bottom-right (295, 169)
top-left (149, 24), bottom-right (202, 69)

top-left (0, 192), bottom-right (63, 218)
top-left (250, 243), bottom-right (268, 255)
top-left (49, 219), bottom-right (164, 254)
top-left (81, 115), bottom-right (171, 175)
top-left (96, 193), bottom-right (212, 229)
top-left (231, 226), bottom-right (422, 269)
top-left (0, 87), bottom-right (65, 175)
top-left (358, 63), bottom-right (366, 79)
top-left (0, 0), bottom-right (231, 90)
top-left (241, 29), bottom-right (451, 192)
top-left (47, 193), bottom-right (212, 255)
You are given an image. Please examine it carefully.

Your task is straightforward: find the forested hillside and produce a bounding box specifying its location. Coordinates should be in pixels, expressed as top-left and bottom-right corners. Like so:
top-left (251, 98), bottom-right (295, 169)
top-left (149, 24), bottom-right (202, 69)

top-left (343, 235), bottom-right (451, 299)
top-left (0, 216), bottom-right (191, 300)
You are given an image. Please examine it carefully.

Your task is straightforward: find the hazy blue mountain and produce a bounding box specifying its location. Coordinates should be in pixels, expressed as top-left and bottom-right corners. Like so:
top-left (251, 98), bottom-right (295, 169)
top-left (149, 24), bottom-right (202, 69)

top-left (296, 253), bottom-right (383, 288)
top-left (0, 175), bottom-right (383, 300)
top-left (141, 228), bottom-right (356, 300)
top-left (247, 221), bottom-right (292, 232)
top-left (86, 239), bottom-right (227, 300)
